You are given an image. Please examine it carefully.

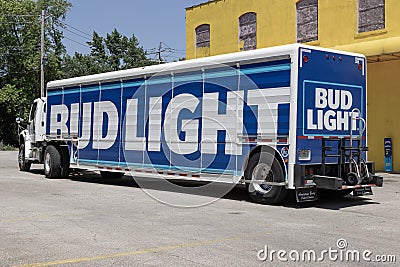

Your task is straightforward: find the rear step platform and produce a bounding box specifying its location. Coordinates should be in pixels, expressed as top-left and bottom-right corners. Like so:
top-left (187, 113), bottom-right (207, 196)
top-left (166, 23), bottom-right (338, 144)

top-left (312, 174), bottom-right (383, 190)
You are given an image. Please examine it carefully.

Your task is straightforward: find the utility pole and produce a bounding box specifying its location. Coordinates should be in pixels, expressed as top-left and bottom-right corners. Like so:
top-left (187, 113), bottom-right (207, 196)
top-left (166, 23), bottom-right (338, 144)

top-left (40, 9), bottom-right (45, 97)
top-left (158, 42), bottom-right (163, 63)
top-left (148, 42), bottom-right (177, 64)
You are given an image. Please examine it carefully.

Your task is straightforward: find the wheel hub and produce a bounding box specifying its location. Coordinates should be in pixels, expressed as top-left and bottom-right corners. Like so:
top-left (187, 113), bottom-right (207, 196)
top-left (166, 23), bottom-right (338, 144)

top-left (18, 149), bottom-right (24, 166)
top-left (44, 153), bottom-right (51, 173)
top-left (251, 163), bottom-right (274, 194)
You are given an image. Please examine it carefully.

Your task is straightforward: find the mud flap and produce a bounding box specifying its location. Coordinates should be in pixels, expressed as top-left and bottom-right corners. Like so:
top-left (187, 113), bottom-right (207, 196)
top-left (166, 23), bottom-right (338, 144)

top-left (296, 187), bottom-right (318, 202)
top-left (353, 186), bottom-right (373, 196)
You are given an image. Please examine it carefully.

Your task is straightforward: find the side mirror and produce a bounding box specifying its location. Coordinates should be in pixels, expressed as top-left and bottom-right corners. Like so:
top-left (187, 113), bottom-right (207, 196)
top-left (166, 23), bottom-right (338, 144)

top-left (16, 117), bottom-right (24, 124)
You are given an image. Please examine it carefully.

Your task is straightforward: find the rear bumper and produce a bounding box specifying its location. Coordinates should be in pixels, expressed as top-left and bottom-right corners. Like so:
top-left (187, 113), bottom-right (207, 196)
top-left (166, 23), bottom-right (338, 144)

top-left (294, 163), bottom-right (383, 190)
top-left (310, 174), bottom-right (383, 190)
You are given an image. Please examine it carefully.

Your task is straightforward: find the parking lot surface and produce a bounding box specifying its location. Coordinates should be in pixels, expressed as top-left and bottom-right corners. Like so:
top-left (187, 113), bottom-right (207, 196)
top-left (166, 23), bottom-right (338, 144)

top-left (0, 151), bottom-right (398, 266)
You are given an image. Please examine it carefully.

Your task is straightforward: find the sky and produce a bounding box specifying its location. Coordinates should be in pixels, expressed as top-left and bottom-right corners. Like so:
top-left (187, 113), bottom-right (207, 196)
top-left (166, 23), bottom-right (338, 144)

top-left (63, 0), bottom-right (204, 61)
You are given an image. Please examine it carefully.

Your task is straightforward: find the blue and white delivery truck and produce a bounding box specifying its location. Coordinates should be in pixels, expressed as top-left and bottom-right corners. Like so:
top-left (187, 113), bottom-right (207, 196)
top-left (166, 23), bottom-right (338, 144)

top-left (17, 44), bottom-right (383, 204)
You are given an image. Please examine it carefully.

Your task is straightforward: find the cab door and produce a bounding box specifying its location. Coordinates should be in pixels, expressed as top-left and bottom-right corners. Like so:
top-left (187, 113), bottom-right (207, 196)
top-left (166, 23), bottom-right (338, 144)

top-left (28, 101), bottom-right (38, 143)
top-left (28, 98), bottom-right (46, 143)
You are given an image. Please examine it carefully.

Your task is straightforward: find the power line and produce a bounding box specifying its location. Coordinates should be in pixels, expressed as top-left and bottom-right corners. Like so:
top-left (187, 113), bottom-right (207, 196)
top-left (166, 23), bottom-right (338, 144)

top-left (147, 42), bottom-right (177, 63)
top-left (0, 50), bottom-right (40, 55)
top-left (0, 45), bottom-right (39, 49)
top-left (63, 27), bottom-right (92, 41)
top-left (63, 22), bottom-right (92, 38)
top-left (0, 14), bottom-right (40, 17)
top-left (0, 21), bottom-right (41, 25)
top-left (171, 51), bottom-right (186, 55)
top-left (147, 42), bottom-right (186, 63)
top-left (6, 69), bottom-right (40, 75)
top-left (63, 36), bottom-right (90, 48)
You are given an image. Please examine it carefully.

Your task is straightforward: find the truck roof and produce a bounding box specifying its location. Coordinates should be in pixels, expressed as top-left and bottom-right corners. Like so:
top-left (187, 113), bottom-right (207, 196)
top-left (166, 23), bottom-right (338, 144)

top-left (47, 43), bottom-right (365, 90)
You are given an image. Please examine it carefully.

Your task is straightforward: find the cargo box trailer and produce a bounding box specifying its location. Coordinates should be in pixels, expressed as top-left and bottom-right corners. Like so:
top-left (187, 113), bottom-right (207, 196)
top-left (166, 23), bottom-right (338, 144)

top-left (17, 44), bottom-right (383, 204)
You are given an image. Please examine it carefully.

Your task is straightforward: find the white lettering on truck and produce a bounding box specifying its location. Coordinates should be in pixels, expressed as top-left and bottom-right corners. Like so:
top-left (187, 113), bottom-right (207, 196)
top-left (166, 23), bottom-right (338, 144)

top-left (201, 91), bottom-right (244, 156)
top-left (50, 104), bottom-right (69, 135)
top-left (125, 99), bottom-right (146, 151)
top-left (49, 88), bottom-right (286, 154)
top-left (93, 101), bottom-right (118, 150)
top-left (307, 88), bottom-right (357, 132)
top-left (164, 93), bottom-right (200, 155)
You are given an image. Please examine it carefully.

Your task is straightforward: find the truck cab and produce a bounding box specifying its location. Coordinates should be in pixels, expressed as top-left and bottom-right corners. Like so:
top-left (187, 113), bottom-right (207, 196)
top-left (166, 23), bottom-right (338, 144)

top-left (18, 98), bottom-right (46, 169)
top-left (18, 97), bottom-right (70, 178)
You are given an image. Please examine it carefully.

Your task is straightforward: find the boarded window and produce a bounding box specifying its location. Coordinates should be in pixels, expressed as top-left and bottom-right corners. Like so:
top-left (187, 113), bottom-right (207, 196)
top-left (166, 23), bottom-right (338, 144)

top-left (196, 24), bottom-right (210, 48)
top-left (296, 0), bottom-right (318, 43)
top-left (358, 0), bottom-right (385, 33)
top-left (239, 12), bottom-right (257, 51)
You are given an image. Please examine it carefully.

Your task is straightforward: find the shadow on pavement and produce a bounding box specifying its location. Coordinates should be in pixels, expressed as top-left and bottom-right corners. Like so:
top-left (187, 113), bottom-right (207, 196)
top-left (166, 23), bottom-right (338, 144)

top-left (29, 167), bottom-right (379, 210)
top-left (283, 191), bottom-right (380, 210)
top-left (68, 171), bottom-right (252, 202)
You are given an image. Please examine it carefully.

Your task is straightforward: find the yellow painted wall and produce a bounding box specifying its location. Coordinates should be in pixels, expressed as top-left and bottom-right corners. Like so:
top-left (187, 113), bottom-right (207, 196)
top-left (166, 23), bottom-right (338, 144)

top-left (318, 0), bottom-right (400, 47)
top-left (186, 0), bottom-right (400, 171)
top-left (186, 0), bottom-right (400, 59)
top-left (367, 60), bottom-right (400, 171)
top-left (186, 0), bottom-right (296, 59)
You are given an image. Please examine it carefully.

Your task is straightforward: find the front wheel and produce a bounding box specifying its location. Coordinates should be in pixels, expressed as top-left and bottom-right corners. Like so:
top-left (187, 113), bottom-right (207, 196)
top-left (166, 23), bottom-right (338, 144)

top-left (245, 152), bottom-right (288, 204)
top-left (44, 145), bottom-right (61, 178)
top-left (18, 144), bottom-right (31, 171)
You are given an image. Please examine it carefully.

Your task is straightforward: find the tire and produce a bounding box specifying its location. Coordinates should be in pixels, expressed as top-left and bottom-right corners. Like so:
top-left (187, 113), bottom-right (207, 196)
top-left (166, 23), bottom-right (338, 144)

top-left (58, 146), bottom-right (70, 178)
top-left (18, 144), bottom-right (31, 172)
top-left (44, 145), bottom-right (61, 178)
top-left (100, 171), bottom-right (124, 179)
top-left (245, 152), bottom-right (288, 204)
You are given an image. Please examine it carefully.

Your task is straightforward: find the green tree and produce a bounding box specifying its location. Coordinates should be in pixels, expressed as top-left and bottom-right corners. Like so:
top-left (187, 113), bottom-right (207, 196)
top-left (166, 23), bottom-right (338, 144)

top-left (62, 53), bottom-right (97, 78)
top-left (37, 0), bottom-right (71, 82)
top-left (0, 0), bottom-right (71, 145)
top-left (104, 29), bottom-right (126, 71)
top-left (0, 1), bottom-right (154, 145)
top-left (89, 31), bottom-right (110, 70)
top-left (62, 29), bottom-right (155, 78)
top-left (0, 85), bottom-right (27, 146)
top-left (124, 34), bottom-right (153, 68)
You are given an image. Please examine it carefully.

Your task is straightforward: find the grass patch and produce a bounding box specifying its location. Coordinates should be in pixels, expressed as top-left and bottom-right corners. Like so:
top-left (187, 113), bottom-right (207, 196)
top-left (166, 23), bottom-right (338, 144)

top-left (0, 141), bottom-right (17, 151)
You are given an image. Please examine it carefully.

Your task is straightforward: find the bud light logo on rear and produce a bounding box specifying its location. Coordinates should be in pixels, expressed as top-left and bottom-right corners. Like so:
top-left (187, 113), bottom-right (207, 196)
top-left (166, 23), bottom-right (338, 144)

top-left (302, 81), bottom-right (364, 136)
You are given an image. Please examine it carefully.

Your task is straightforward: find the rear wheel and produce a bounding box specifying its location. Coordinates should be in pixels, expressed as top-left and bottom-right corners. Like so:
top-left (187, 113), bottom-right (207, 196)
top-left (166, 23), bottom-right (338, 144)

top-left (44, 145), bottom-right (61, 178)
top-left (100, 171), bottom-right (124, 179)
top-left (18, 144), bottom-right (31, 171)
top-left (245, 152), bottom-right (288, 204)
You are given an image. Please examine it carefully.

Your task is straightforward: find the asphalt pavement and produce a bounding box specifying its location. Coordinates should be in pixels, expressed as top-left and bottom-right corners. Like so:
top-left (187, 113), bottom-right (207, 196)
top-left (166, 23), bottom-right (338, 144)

top-left (0, 151), bottom-right (398, 266)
